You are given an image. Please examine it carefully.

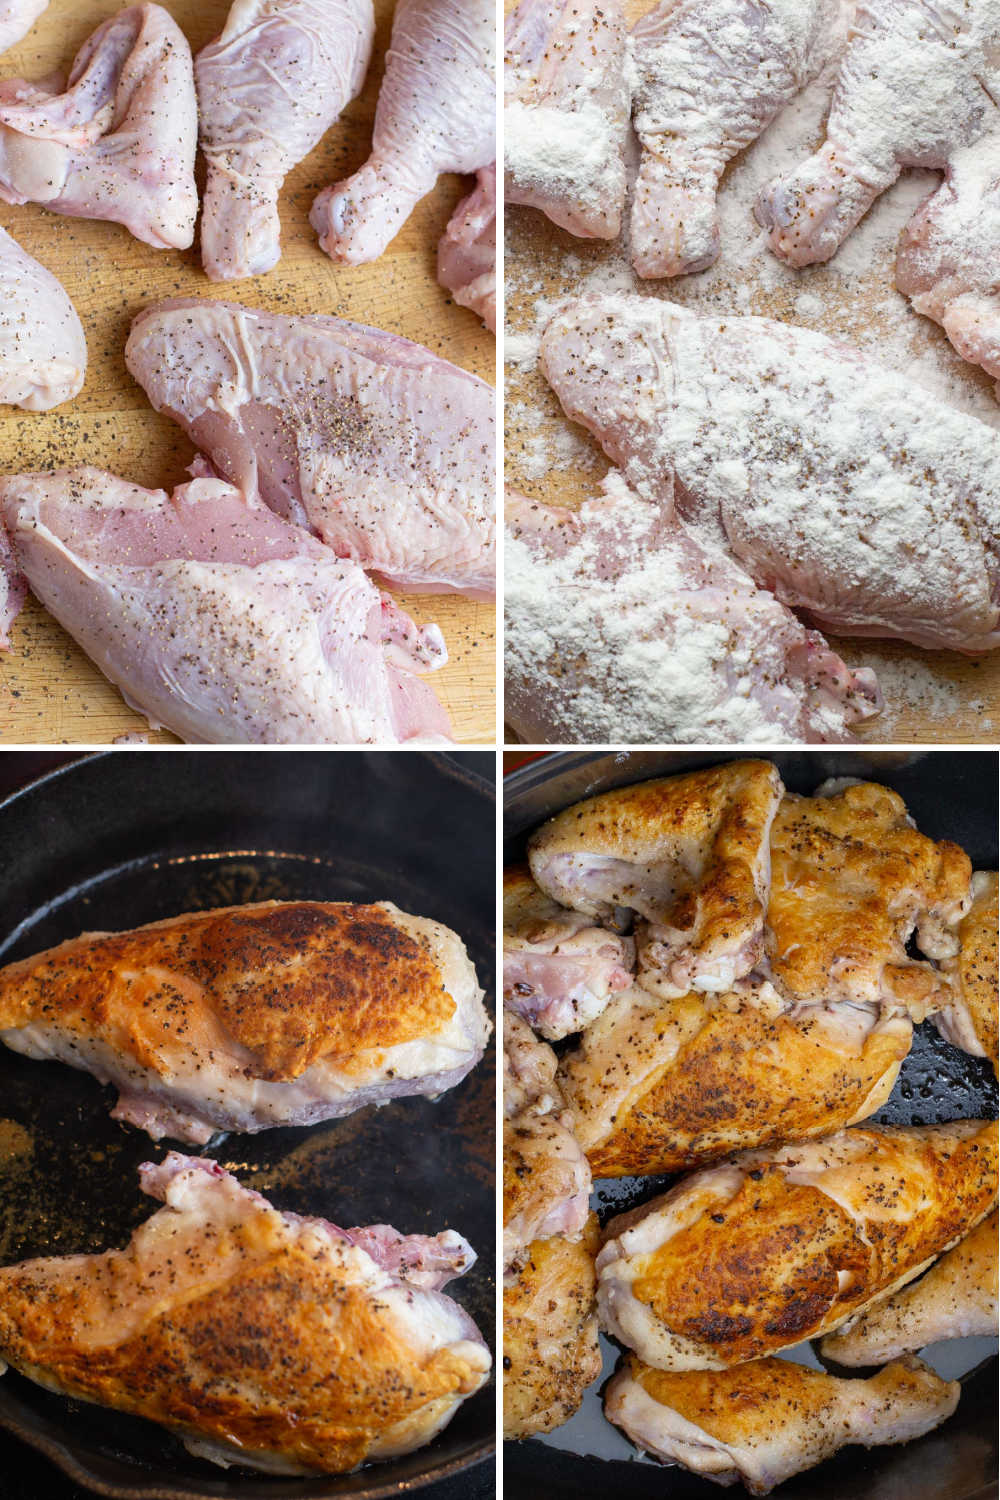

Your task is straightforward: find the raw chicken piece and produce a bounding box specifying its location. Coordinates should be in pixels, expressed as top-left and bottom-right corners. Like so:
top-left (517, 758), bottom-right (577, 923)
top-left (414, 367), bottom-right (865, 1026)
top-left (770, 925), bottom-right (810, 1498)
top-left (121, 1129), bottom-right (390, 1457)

top-left (437, 162), bottom-right (496, 331)
top-left (0, 5), bottom-right (197, 250)
top-left (0, 1), bottom-right (47, 56)
top-left (933, 869), bottom-right (999, 1071)
top-left (504, 0), bottom-right (629, 240)
top-left (0, 520), bottom-right (25, 648)
top-left (0, 1153), bottom-right (491, 1474)
top-left (126, 299), bottom-right (495, 598)
top-left (539, 296), bottom-right (1000, 652)
top-left (505, 482), bottom-right (882, 744)
top-left (605, 1353), bottom-right (959, 1494)
top-left (0, 226), bottom-right (85, 412)
top-left (502, 864), bottom-right (635, 1040)
top-left (311, 0), bottom-right (495, 265)
top-left (629, 0), bottom-right (838, 277)
top-left (595, 1119), bottom-right (998, 1370)
top-left (755, 0), bottom-right (1000, 267)
top-left (822, 1208), bottom-right (999, 1365)
top-left (0, 900), bottom-right (488, 1143)
top-left (0, 466), bottom-right (452, 745)
top-left (196, 0), bottom-right (374, 281)
top-left (896, 128), bottom-right (1000, 398)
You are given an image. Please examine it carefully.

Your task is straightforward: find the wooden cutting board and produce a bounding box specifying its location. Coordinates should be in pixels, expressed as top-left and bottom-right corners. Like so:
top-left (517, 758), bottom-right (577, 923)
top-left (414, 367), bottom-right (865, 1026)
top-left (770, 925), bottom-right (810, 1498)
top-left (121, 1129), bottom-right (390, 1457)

top-left (0, 0), bottom-right (495, 746)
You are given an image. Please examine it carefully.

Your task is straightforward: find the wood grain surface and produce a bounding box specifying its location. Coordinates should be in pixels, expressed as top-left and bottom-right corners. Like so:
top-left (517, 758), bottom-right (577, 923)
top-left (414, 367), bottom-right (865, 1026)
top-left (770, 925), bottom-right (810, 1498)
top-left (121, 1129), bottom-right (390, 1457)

top-left (504, 0), bottom-right (1000, 745)
top-left (0, 0), bottom-right (496, 746)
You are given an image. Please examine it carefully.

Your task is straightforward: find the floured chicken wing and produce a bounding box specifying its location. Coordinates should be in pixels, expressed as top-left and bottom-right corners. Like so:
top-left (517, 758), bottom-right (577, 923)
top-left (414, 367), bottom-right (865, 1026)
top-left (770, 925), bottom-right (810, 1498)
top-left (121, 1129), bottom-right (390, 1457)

top-left (766, 783), bottom-right (973, 1015)
top-left (0, 1154), bottom-right (491, 1473)
top-left (504, 0), bottom-right (629, 240)
top-left (933, 870), bottom-right (999, 1072)
top-left (0, 227), bottom-right (85, 412)
top-left (503, 1213), bottom-right (602, 1438)
top-left (822, 1208), bottom-right (999, 1365)
top-left (126, 299), bottom-right (495, 598)
top-left (0, 5), bottom-right (197, 249)
top-left (503, 865), bottom-right (634, 1040)
top-left (437, 162), bottom-right (496, 332)
top-left (605, 1353), bottom-right (959, 1494)
top-left (0, 466), bottom-right (451, 744)
top-left (0, 901), bottom-right (488, 1143)
top-left (596, 1119), bottom-right (997, 1370)
top-left (0, 2), bottom-right (48, 55)
top-left (539, 296), bottom-right (1000, 652)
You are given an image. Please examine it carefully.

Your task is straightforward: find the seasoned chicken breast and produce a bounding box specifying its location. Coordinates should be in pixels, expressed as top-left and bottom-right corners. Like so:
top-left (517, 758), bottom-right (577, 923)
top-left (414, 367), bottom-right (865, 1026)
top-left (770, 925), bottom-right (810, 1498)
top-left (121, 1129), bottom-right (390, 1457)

top-left (596, 1119), bottom-right (998, 1370)
top-left (0, 901), bottom-right (489, 1144)
top-left (0, 1154), bottom-right (491, 1474)
top-left (605, 1353), bottom-right (959, 1494)
top-left (933, 870), bottom-right (999, 1073)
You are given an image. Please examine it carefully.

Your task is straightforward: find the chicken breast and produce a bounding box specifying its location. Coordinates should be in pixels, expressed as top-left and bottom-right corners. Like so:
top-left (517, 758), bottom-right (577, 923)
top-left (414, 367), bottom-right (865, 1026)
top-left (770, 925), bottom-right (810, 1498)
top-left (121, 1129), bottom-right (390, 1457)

top-left (528, 760), bottom-right (782, 998)
top-left (933, 870), bottom-right (999, 1072)
top-left (596, 1119), bottom-right (998, 1370)
top-left (821, 1208), bottom-right (999, 1365)
top-left (125, 299), bottom-right (495, 598)
top-left (0, 226), bottom-right (85, 412)
top-left (605, 1353), bottom-right (959, 1494)
top-left (0, 1153), bottom-right (491, 1474)
top-left (0, 901), bottom-right (489, 1144)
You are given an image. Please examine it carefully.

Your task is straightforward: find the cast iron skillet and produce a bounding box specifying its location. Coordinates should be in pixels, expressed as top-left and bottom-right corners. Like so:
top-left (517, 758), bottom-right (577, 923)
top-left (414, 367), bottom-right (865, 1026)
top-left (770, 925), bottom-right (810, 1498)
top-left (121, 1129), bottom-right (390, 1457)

top-left (0, 750), bottom-right (496, 1500)
top-left (504, 749), bottom-right (999, 1500)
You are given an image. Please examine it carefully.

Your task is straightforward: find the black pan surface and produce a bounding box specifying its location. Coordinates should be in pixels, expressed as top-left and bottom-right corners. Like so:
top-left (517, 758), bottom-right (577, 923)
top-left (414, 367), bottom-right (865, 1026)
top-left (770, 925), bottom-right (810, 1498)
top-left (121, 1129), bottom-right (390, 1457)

top-left (504, 749), bottom-right (998, 1500)
top-left (0, 750), bottom-right (496, 1500)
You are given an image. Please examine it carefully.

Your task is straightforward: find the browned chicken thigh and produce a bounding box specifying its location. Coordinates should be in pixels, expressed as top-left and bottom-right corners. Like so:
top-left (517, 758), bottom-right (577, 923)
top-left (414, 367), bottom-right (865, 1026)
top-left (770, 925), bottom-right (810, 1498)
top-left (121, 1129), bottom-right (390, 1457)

top-left (933, 870), bottom-right (999, 1072)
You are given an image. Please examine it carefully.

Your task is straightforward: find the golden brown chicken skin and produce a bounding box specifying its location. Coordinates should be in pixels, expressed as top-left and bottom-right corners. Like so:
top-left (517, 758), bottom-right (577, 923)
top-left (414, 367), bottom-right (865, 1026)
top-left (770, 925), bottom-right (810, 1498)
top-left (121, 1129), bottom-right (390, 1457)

top-left (935, 871), bottom-right (999, 1073)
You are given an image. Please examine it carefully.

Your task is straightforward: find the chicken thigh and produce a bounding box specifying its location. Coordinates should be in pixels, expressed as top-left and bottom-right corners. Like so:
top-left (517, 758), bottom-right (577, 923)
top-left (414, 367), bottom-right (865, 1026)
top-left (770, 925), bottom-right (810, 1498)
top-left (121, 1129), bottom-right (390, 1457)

top-left (504, 0), bottom-right (629, 240)
top-left (0, 227), bottom-right (85, 411)
top-left (0, 1154), bottom-right (490, 1473)
top-left (628, 0), bottom-right (838, 277)
top-left (196, 0), bottom-right (374, 281)
top-left (126, 299), bottom-right (495, 598)
top-left (539, 296), bottom-right (1000, 652)
top-left (0, 1), bottom-right (47, 56)
top-left (756, 0), bottom-right (1000, 268)
top-left (933, 870), bottom-right (999, 1070)
top-left (437, 162), bottom-right (496, 331)
top-left (311, 0), bottom-right (495, 266)
top-left (0, 5), bottom-right (197, 249)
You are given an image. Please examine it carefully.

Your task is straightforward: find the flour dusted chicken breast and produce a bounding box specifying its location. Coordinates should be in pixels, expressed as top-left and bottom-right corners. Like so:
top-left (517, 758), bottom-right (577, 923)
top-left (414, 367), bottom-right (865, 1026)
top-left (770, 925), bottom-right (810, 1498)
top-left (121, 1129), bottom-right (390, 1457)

top-left (0, 901), bottom-right (489, 1144)
top-left (0, 1153), bottom-right (491, 1474)
top-left (933, 870), bottom-right (999, 1072)
top-left (596, 1119), bottom-right (998, 1370)
top-left (605, 1353), bottom-right (959, 1494)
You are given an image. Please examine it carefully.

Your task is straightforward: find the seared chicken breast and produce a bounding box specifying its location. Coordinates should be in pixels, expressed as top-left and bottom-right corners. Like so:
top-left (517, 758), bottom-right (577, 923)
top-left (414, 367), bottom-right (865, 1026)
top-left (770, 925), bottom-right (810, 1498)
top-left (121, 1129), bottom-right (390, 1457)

top-left (933, 871), bottom-right (999, 1073)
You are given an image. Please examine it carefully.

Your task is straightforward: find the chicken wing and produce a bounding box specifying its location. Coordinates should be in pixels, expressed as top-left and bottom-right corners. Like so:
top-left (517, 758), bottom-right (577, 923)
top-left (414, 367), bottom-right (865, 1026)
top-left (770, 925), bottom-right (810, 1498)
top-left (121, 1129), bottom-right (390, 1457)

top-left (0, 227), bottom-right (84, 412)
top-left (933, 870), bottom-right (999, 1072)
top-left (437, 162), bottom-right (496, 332)
top-left (0, 901), bottom-right (488, 1143)
top-left (822, 1208), bottom-right (999, 1365)
top-left (0, 1153), bottom-right (491, 1474)
top-left (596, 1119), bottom-right (998, 1370)
top-left (605, 1353), bottom-right (959, 1494)
top-left (0, 1), bottom-right (47, 56)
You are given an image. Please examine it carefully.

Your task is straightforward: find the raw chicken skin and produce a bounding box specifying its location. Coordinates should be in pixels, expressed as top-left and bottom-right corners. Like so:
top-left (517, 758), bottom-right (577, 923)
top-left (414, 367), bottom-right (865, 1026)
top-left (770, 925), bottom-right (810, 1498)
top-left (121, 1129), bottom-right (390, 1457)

top-left (0, 5), bottom-right (197, 249)
top-left (756, 0), bottom-right (1000, 267)
top-left (0, 1), bottom-right (47, 55)
top-left (437, 162), bottom-right (496, 332)
top-left (0, 226), bottom-right (84, 412)
top-left (504, 0), bottom-right (629, 240)
top-left (629, 0), bottom-right (838, 277)
top-left (196, 0), bottom-right (374, 281)
top-left (0, 900), bottom-right (488, 1143)
top-left (0, 466), bottom-right (452, 745)
top-left (539, 296), bottom-right (1000, 652)
top-left (0, 1154), bottom-right (491, 1474)
top-left (505, 481), bottom-right (882, 745)
top-left (126, 299), bottom-right (495, 597)
top-left (0, 519), bottom-right (25, 648)
top-left (311, 0), bottom-right (495, 265)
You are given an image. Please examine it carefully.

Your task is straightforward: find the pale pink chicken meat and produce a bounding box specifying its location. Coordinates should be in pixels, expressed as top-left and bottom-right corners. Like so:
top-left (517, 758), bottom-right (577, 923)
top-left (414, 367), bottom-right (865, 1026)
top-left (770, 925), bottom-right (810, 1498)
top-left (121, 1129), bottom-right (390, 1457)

top-left (629, 0), bottom-right (838, 278)
top-left (0, 1), bottom-right (48, 55)
top-left (504, 0), bottom-right (629, 241)
top-left (0, 466), bottom-right (451, 745)
top-left (0, 519), bottom-right (25, 649)
top-left (437, 162), bottom-right (496, 332)
top-left (126, 299), bottom-right (495, 598)
top-left (756, 0), bottom-right (1000, 268)
top-left (0, 4), bottom-right (197, 250)
top-left (311, 0), bottom-right (495, 266)
top-left (0, 226), bottom-right (85, 412)
top-left (196, 0), bottom-right (374, 281)
top-left (539, 295), bottom-right (1000, 653)
top-left (505, 478), bottom-right (882, 745)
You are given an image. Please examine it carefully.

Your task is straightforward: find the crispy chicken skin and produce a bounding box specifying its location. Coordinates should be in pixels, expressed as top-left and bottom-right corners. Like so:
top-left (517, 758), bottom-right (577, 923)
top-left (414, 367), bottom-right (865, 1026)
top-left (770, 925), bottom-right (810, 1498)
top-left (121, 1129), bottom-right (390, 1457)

top-left (0, 1154), bottom-right (490, 1474)
top-left (528, 762), bottom-right (783, 999)
top-left (605, 1353), bottom-right (960, 1494)
top-left (821, 1207), bottom-right (999, 1365)
top-left (559, 984), bottom-right (911, 1178)
top-left (596, 1119), bottom-right (998, 1370)
top-left (503, 1213), bottom-right (602, 1439)
top-left (934, 871), bottom-right (999, 1072)
top-left (0, 901), bottom-right (489, 1143)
